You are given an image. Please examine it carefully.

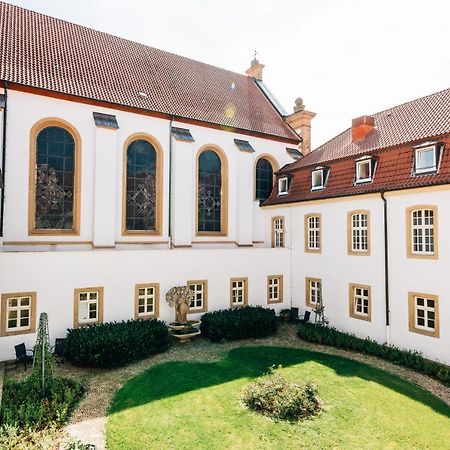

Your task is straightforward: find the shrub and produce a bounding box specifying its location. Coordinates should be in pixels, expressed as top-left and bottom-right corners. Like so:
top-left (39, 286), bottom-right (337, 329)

top-left (298, 322), bottom-right (450, 387)
top-left (66, 318), bottom-right (170, 368)
top-left (242, 368), bottom-right (323, 421)
top-left (200, 306), bottom-right (277, 342)
top-left (0, 377), bottom-right (84, 431)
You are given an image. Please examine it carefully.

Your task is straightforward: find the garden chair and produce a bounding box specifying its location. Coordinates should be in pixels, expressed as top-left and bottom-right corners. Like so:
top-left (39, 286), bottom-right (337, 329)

top-left (14, 343), bottom-right (34, 371)
top-left (290, 307), bottom-right (299, 322)
top-left (299, 310), bottom-right (311, 323)
top-left (52, 338), bottom-right (67, 363)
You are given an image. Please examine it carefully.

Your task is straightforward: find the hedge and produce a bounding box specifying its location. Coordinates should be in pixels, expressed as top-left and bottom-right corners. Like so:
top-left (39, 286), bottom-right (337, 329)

top-left (200, 306), bottom-right (277, 342)
top-left (66, 318), bottom-right (170, 367)
top-left (297, 322), bottom-right (450, 387)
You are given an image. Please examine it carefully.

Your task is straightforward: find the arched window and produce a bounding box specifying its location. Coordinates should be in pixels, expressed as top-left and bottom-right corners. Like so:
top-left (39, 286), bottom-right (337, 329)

top-left (255, 157), bottom-right (275, 201)
top-left (33, 125), bottom-right (78, 231)
top-left (197, 149), bottom-right (226, 233)
top-left (125, 139), bottom-right (159, 232)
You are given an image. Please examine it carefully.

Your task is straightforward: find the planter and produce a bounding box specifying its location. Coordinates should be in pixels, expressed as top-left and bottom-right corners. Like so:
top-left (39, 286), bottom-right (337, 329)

top-left (172, 329), bottom-right (201, 343)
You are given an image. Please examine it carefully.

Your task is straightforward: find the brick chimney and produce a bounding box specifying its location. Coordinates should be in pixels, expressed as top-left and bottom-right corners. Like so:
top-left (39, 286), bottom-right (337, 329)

top-left (245, 57), bottom-right (265, 81)
top-left (285, 98), bottom-right (316, 155)
top-left (352, 115), bottom-right (375, 141)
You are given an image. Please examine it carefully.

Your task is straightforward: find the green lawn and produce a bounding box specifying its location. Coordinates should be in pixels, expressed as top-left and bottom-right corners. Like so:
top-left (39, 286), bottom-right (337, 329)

top-left (107, 346), bottom-right (450, 450)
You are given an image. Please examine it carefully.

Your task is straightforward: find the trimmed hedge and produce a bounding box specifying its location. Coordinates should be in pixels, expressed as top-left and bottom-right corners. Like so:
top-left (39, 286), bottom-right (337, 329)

top-left (200, 306), bottom-right (277, 342)
top-left (298, 322), bottom-right (450, 387)
top-left (66, 318), bottom-right (170, 367)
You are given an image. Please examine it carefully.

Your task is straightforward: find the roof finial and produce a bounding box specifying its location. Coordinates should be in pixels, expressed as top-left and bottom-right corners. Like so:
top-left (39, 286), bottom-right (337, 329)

top-left (252, 50), bottom-right (259, 66)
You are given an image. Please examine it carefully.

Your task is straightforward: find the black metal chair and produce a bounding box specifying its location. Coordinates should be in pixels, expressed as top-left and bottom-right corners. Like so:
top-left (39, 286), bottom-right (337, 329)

top-left (14, 343), bottom-right (34, 371)
top-left (299, 310), bottom-right (311, 323)
top-left (290, 307), bottom-right (299, 322)
top-left (52, 338), bottom-right (67, 363)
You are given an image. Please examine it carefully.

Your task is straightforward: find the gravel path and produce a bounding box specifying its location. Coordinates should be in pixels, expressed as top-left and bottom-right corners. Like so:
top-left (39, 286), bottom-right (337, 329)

top-left (49, 324), bottom-right (450, 449)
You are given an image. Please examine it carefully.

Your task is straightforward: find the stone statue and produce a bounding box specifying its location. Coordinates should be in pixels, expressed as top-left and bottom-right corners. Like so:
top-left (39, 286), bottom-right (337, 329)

top-left (294, 97), bottom-right (305, 112)
top-left (166, 286), bottom-right (194, 324)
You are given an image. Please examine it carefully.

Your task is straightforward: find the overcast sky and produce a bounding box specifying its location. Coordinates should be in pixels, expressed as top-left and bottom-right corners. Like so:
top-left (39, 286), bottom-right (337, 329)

top-left (6, 0), bottom-right (450, 148)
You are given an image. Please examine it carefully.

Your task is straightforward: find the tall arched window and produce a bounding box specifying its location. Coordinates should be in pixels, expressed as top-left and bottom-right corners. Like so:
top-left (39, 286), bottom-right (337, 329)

top-left (197, 149), bottom-right (227, 234)
top-left (30, 121), bottom-right (80, 233)
top-left (125, 138), bottom-right (159, 233)
top-left (255, 157), bottom-right (275, 201)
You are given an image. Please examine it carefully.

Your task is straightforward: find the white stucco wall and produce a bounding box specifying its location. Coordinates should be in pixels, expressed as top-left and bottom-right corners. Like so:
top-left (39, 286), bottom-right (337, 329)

top-left (0, 247), bottom-right (290, 361)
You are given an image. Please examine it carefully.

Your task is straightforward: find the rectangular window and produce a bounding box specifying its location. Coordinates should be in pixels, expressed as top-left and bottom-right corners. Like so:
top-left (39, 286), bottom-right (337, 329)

top-left (187, 280), bottom-right (208, 313)
top-left (267, 275), bottom-right (283, 304)
top-left (311, 169), bottom-right (324, 190)
top-left (406, 206), bottom-right (438, 258)
top-left (408, 292), bottom-right (439, 338)
top-left (278, 177), bottom-right (289, 195)
top-left (305, 214), bottom-right (321, 252)
top-left (230, 278), bottom-right (248, 308)
top-left (1, 292), bottom-right (37, 337)
top-left (415, 146), bottom-right (437, 173)
top-left (355, 159), bottom-right (372, 183)
top-left (272, 216), bottom-right (285, 248)
top-left (135, 283), bottom-right (159, 319)
top-left (74, 287), bottom-right (104, 327)
top-left (305, 278), bottom-right (321, 308)
top-left (349, 283), bottom-right (371, 321)
top-left (348, 210), bottom-right (370, 255)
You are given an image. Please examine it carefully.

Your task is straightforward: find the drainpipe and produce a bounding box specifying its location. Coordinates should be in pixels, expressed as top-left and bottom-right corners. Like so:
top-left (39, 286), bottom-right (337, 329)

top-left (168, 116), bottom-right (174, 249)
top-left (381, 191), bottom-right (390, 344)
top-left (0, 81), bottom-right (8, 238)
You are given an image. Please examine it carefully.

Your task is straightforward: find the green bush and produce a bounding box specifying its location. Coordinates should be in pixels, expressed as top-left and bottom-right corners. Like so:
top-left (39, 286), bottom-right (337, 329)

top-left (242, 368), bottom-right (323, 421)
top-left (0, 377), bottom-right (84, 431)
top-left (298, 322), bottom-right (450, 387)
top-left (200, 306), bottom-right (277, 342)
top-left (66, 318), bottom-right (170, 368)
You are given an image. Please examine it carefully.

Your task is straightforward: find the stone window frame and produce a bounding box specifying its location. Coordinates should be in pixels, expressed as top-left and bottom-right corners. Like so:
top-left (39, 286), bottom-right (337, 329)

top-left (0, 292), bottom-right (37, 337)
top-left (134, 283), bottom-right (160, 319)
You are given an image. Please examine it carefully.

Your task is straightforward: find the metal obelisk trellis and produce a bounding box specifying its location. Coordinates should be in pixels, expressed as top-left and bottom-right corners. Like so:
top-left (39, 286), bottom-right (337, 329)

top-left (32, 312), bottom-right (53, 397)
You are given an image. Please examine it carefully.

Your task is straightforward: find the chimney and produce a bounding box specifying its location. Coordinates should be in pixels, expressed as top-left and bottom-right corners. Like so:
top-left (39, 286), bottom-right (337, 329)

top-left (245, 57), bottom-right (265, 81)
top-left (352, 115), bottom-right (375, 141)
top-left (285, 98), bottom-right (316, 155)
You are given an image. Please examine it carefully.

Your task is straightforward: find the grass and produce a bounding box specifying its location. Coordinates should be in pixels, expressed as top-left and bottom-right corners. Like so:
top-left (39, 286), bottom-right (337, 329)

top-left (107, 346), bottom-right (450, 450)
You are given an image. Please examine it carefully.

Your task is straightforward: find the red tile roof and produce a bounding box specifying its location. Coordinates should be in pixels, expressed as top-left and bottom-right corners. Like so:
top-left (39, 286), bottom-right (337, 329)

top-left (0, 2), bottom-right (299, 142)
top-left (264, 88), bottom-right (450, 206)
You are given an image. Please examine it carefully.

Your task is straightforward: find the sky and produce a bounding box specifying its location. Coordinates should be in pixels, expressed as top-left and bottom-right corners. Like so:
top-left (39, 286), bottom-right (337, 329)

top-left (6, 0), bottom-right (450, 148)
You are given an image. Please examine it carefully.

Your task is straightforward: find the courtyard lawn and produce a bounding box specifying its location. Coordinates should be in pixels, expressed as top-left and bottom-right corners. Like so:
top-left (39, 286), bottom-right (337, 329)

top-left (107, 346), bottom-right (450, 450)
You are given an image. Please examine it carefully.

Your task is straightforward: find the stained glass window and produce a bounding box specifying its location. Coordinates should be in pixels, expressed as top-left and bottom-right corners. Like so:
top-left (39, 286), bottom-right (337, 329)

top-left (198, 150), bottom-right (222, 232)
top-left (35, 126), bottom-right (75, 230)
top-left (255, 158), bottom-right (274, 201)
top-left (126, 139), bottom-right (157, 231)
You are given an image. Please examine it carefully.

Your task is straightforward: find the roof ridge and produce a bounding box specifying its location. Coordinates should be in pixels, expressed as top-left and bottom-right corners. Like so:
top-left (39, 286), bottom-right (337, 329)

top-left (1, 1), bottom-right (249, 80)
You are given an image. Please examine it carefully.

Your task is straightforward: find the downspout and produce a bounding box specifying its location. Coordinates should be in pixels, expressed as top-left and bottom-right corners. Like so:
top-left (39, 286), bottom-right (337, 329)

top-left (168, 116), bottom-right (174, 249)
top-left (289, 207), bottom-right (293, 310)
top-left (381, 191), bottom-right (390, 344)
top-left (0, 81), bottom-right (8, 238)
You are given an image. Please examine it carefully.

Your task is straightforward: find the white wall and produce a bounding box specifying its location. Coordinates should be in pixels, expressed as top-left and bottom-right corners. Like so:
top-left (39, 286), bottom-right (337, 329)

top-left (0, 247), bottom-right (290, 361)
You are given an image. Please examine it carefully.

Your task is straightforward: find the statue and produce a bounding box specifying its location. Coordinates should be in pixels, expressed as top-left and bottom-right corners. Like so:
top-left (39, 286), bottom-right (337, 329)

top-left (166, 286), bottom-right (194, 324)
top-left (294, 97), bottom-right (305, 112)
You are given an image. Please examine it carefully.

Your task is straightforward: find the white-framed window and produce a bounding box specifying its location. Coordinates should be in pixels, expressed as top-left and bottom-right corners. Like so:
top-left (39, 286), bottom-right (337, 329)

top-left (230, 278), bottom-right (248, 307)
top-left (408, 292), bottom-right (439, 338)
top-left (411, 209), bottom-right (435, 255)
top-left (355, 159), bottom-right (372, 183)
top-left (306, 278), bottom-right (321, 308)
top-left (6, 296), bottom-right (32, 332)
top-left (306, 215), bottom-right (321, 251)
top-left (187, 281), bottom-right (207, 312)
top-left (267, 275), bottom-right (283, 304)
top-left (77, 290), bottom-right (100, 325)
top-left (136, 284), bottom-right (158, 318)
top-left (278, 176), bottom-right (289, 195)
top-left (311, 169), bottom-right (324, 190)
top-left (349, 211), bottom-right (369, 254)
top-left (415, 145), bottom-right (437, 173)
top-left (272, 216), bottom-right (285, 248)
top-left (349, 284), bottom-right (371, 321)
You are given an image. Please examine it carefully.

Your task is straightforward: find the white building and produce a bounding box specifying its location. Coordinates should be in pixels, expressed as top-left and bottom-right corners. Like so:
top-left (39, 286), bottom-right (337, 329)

top-left (0, 3), bottom-right (448, 366)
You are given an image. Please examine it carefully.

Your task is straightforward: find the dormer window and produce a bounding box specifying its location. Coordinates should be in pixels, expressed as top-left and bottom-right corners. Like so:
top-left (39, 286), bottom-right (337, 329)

top-left (278, 176), bottom-right (289, 196)
top-left (414, 145), bottom-right (437, 174)
top-left (311, 169), bottom-right (324, 190)
top-left (356, 159), bottom-right (372, 183)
